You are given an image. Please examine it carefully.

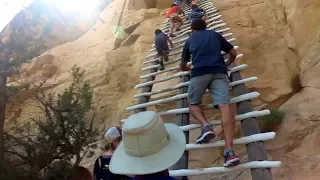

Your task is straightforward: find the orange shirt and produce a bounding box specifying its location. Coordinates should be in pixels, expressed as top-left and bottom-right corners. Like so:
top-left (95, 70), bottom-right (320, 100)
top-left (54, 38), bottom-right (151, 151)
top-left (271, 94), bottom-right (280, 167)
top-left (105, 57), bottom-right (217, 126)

top-left (166, 6), bottom-right (180, 18)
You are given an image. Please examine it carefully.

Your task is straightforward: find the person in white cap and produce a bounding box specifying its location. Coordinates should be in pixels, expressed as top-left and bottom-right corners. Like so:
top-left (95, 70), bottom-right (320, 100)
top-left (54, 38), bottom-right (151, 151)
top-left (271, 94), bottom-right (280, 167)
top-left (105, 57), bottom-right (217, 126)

top-left (109, 111), bottom-right (186, 180)
top-left (93, 127), bottom-right (128, 180)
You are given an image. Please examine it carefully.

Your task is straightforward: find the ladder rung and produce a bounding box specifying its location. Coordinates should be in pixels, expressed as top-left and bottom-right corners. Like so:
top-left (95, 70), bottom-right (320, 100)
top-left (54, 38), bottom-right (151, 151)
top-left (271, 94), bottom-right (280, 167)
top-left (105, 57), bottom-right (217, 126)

top-left (202, 92), bottom-right (260, 109)
top-left (134, 76), bottom-right (257, 98)
top-left (141, 58), bottom-right (181, 71)
top-left (140, 67), bottom-right (180, 79)
top-left (125, 91), bottom-right (259, 112)
top-left (148, 33), bottom-right (234, 54)
top-left (141, 54), bottom-right (244, 78)
top-left (138, 63), bottom-right (246, 88)
top-left (169, 161), bottom-right (282, 177)
top-left (180, 110), bottom-right (270, 131)
top-left (186, 132), bottom-right (276, 150)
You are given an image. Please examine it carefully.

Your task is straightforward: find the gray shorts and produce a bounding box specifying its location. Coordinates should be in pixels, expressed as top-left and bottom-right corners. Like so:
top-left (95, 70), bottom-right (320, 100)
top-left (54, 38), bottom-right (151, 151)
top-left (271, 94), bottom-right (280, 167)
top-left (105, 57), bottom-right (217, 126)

top-left (188, 73), bottom-right (230, 106)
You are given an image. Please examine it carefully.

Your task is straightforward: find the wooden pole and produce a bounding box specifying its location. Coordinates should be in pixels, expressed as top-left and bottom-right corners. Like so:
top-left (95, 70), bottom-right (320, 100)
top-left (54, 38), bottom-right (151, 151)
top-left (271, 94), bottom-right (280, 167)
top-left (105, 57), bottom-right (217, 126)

top-left (134, 62), bottom-right (158, 114)
top-left (230, 63), bottom-right (272, 180)
top-left (172, 75), bottom-right (190, 180)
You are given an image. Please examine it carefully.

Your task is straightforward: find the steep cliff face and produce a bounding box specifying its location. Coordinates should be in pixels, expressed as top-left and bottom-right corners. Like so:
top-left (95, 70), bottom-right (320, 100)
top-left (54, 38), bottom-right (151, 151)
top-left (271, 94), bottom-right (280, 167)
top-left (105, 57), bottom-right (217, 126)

top-left (6, 0), bottom-right (172, 127)
top-left (0, 0), bottom-right (111, 63)
top-left (5, 0), bottom-right (320, 179)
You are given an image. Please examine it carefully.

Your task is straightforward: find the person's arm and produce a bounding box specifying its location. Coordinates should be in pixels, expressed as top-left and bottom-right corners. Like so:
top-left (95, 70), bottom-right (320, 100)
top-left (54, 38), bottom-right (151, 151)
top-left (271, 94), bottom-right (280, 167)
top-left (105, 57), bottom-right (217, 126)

top-left (180, 39), bottom-right (192, 71)
top-left (168, 38), bottom-right (174, 48)
top-left (225, 48), bottom-right (237, 67)
top-left (219, 33), bottom-right (237, 67)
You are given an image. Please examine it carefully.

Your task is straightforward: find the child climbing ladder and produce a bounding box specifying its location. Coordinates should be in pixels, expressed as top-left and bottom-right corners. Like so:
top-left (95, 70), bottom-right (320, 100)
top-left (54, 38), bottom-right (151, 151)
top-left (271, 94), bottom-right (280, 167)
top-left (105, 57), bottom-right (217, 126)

top-left (154, 29), bottom-right (174, 71)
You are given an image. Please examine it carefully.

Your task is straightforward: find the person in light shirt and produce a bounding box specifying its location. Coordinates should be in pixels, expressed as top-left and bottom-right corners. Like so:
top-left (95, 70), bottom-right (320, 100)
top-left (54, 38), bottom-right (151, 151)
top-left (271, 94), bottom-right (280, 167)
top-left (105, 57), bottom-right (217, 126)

top-left (93, 127), bottom-right (128, 180)
top-left (165, 4), bottom-right (185, 37)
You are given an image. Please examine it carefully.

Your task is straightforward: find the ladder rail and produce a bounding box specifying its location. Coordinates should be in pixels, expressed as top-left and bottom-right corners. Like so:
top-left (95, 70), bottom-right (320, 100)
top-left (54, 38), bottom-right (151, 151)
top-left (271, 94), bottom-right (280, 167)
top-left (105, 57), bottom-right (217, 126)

top-left (230, 63), bottom-right (273, 179)
top-left (134, 61), bottom-right (158, 114)
top-left (171, 74), bottom-right (190, 179)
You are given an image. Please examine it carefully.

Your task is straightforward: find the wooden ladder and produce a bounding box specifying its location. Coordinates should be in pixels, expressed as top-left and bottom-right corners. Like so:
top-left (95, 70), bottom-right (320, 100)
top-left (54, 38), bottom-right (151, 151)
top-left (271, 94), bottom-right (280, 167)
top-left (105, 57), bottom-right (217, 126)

top-left (123, 0), bottom-right (281, 179)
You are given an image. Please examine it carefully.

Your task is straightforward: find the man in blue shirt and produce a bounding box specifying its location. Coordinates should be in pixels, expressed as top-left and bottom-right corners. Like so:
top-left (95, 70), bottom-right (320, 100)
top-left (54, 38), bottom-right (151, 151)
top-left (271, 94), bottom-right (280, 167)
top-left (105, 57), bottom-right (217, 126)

top-left (180, 19), bottom-right (240, 167)
top-left (188, 4), bottom-right (207, 23)
top-left (154, 29), bottom-right (173, 70)
top-left (173, 0), bottom-right (182, 6)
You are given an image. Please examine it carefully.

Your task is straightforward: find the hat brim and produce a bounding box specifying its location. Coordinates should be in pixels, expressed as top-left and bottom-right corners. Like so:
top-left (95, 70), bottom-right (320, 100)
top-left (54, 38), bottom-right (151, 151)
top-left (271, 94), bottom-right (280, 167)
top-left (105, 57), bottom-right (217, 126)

top-left (110, 123), bottom-right (186, 175)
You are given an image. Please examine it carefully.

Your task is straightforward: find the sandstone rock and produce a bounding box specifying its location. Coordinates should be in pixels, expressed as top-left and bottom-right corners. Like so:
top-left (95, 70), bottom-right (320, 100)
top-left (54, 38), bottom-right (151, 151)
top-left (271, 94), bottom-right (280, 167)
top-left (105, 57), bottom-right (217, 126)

top-left (5, 0), bottom-right (320, 179)
top-left (213, 0), bottom-right (301, 105)
top-left (0, 0), bottom-right (112, 65)
top-left (264, 87), bottom-right (320, 179)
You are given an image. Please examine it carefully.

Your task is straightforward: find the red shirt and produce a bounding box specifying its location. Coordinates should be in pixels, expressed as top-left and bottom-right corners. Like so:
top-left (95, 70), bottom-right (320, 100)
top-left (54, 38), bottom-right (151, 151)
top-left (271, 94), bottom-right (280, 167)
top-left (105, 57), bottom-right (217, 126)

top-left (166, 6), bottom-right (180, 18)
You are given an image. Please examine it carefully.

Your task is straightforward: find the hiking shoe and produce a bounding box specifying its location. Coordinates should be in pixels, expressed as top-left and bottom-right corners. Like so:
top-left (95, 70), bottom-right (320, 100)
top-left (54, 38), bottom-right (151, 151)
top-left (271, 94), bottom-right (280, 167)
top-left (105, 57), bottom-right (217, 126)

top-left (159, 65), bottom-right (165, 71)
top-left (159, 61), bottom-right (165, 71)
top-left (224, 149), bottom-right (240, 167)
top-left (196, 125), bottom-right (215, 144)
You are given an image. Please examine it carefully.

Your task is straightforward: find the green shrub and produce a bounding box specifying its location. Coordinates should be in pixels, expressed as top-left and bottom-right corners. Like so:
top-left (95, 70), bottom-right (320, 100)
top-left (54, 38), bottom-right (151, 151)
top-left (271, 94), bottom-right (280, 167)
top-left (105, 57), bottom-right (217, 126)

top-left (260, 109), bottom-right (285, 124)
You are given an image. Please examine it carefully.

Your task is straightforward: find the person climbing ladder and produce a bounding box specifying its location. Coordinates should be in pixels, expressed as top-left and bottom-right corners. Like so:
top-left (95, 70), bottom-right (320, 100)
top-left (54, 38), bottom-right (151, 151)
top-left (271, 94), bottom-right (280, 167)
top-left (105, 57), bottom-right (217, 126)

top-left (154, 29), bottom-right (174, 71)
top-left (188, 4), bottom-right (207, 23)
top-left (165, 4), bottom-right (186, 37)
top-left (180, 19), bottom-right (241, 167)
top-left (186, 0), bottom-right (198, 7)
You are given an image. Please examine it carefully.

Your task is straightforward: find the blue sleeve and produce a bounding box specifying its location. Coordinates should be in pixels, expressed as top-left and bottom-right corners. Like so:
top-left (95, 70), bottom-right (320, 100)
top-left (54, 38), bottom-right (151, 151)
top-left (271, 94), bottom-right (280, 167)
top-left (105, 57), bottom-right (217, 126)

top-left (218, 33), bottom-right (234, 53)
top-left (181, 39), bottom-right (191, 62)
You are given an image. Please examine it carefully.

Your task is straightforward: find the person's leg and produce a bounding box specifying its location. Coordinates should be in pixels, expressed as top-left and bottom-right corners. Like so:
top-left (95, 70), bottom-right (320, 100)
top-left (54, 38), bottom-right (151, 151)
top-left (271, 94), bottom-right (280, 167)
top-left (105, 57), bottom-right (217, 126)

top-left (181, 0), bottom-right (186, 6)
top-left (191, 0), bottom-right (198, 6)
top-left (163, 50), bottom-right (169, 62)
top-left (164, 55), bottom-right (169, 62)
top-left (159, 56), bottom-right (165, 70)
top-left (201, 11), bottom-right (207, 21)
top-left (186, 0), bottom-right (193, 7)
top-left (174, 16), bottom-right (183, 31)
top-left (188, 74), bottom-right (215, 144)
top-left (189, 105), bottom-right (208, 126)
top-left (209, 73), bottom-right (240, 167)
top-left (218, 104), bottom-right (235, 149)
top-left (169, 18), bottom-right (175, 37)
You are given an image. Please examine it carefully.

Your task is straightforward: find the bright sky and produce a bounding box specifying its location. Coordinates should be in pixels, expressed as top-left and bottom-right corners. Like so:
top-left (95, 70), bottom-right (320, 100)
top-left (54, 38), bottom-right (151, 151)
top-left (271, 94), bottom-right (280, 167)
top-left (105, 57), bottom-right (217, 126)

top-left (0, 0), bottom-right (33, 31)
top-left (0, 0), bottom-right (103, 32)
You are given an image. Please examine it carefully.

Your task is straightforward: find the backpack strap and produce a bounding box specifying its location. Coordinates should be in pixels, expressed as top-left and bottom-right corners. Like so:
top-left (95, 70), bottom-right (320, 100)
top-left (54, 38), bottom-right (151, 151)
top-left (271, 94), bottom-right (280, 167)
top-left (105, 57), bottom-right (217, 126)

top-left (98, 156), bottom-right (102, 168)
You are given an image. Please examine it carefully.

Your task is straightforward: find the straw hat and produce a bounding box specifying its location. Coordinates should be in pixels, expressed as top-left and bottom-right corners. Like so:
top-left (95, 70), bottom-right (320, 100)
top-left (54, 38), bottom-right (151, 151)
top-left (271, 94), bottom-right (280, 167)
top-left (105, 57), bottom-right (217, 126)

top-left (109, 111), bottom-right (186, 175)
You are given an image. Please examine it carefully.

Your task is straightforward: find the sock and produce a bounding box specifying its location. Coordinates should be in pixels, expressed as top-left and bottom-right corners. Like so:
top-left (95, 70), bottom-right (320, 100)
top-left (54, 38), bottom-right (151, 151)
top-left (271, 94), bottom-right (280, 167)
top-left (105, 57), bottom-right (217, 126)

top-left (224, 148), bottom-right (233, 156)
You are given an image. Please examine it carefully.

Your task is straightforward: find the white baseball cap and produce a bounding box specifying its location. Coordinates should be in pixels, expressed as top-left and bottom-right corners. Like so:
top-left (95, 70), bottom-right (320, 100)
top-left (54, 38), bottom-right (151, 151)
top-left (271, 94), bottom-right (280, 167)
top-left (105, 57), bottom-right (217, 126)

top-left (104, 126), bottom-right (122, 142)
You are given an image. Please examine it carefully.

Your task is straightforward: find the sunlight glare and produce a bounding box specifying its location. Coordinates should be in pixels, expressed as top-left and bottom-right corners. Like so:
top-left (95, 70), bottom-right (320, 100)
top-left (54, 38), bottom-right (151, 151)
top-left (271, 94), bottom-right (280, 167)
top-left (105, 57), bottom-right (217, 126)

top-left (47, 0), bottom-right (101, 15)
